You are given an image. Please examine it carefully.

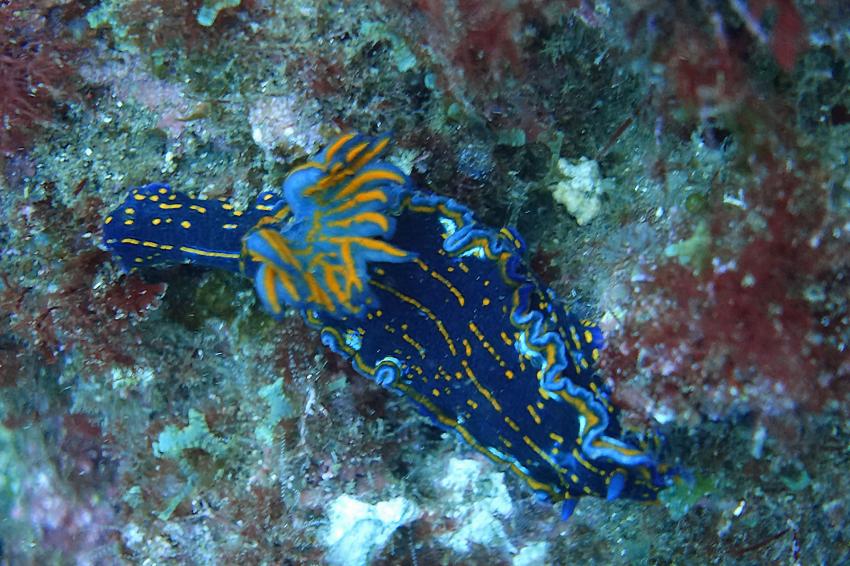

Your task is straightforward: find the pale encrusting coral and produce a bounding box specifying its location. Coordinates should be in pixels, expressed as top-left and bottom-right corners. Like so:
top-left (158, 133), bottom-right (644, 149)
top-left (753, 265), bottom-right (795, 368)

top-left (0, 1), bottom-right (848, 564)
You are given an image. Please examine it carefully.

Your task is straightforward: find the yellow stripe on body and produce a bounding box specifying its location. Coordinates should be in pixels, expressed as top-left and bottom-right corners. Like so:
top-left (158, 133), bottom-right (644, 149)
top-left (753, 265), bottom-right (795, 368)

top-left (287, 160), bottom-right (324, 174)
top-left (326, 189), bottom-right (389, 216)
top-left (401, 333), bottom-right (426, 359)
top-left (262, 267), bottom-right (282, 314)
top-left (256, 228), bottom-right (302, 269)
top-left (349, 136), bottom-right (389, 172)
top-left (414, 258), bottom-right (465, 306)
top-left (590, 439), bottom-right (645, 458)
top-left (327, 211), bottom-right (390, 231)
top-left (178, 246), bottom-right (241, 259)
top-left (302, 270), bottom-right (335, 312)
top-left (334, 169), bottom-right (404, 201)
top-left (468, 321), bottom-right (508, 369)
top-left (248, 249), bottom-right (301, 302)
top-left (323, 133), bottom-right (357, 164)
top-left (526, 404), bottom-right (542, 425)
top-left (393, 380), bottom-right (560, 500)
top-left (370, 279), bottom-right (457, 356)
top-left (523, 435), bottom-right (568, 475)
top-left (344, 141), bottom-right (370, 163)
top-left (461, 359), bottom-right (501, 413)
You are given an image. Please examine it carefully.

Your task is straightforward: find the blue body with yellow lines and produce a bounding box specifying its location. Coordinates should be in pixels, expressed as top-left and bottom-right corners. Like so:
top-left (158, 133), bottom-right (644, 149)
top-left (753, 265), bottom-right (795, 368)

top-left (103, 182), bottom-right (288, 274)
top-left (103, 133), bottom-right (670, 512)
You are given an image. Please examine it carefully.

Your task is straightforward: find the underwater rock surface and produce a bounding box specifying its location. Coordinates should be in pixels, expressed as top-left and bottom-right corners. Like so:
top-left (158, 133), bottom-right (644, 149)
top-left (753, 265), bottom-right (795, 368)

top-left (0, 1), bottom-right (848, 564)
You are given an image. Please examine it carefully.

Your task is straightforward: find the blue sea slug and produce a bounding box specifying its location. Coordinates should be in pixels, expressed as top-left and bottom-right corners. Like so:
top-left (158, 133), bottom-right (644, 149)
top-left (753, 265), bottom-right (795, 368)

top-left (103, 133), bottom-right (671, 517)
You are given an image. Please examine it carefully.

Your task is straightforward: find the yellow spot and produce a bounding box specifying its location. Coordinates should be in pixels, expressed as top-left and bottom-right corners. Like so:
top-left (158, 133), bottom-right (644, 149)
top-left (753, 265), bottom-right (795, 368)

top-left (149, 195), bottom-right (159, 202)
top-left (432, 388), bottom-right (440, 397)
top-left (584, 330), bottom-right (594, 343)
top-left (223, 223), bottom-right (238, 229)
top-left (571, 474), bottom-right (580, 483)
top-left (189, 205), bottom-right (207, 214)
top-left (180, 220), bottom-right (191, 229)
top-left (504, 417), bottom-right (520, 432)
top-left (120, 238), bottom-right (140, 245)
top-left (133, 194), bottom-right (146, 201)
top-left (482, 297), bottom-right (491, 306)
top-left (263, 193), bottom-right (274, 201)
top-left (124, 219), bottom-right (134, 226)
top-left (104, 216), bottom-right (113, 224)
top-left (152, 218), bottom-right (162, 225)
top-left (124, 208), bottom-right (135, 215)
top-left (134, 257), bottom-right (143, 263)
top-left (466, 399), bottom-right (478, 409)
top-left (158, 187), bottom-right (168, 194)
top-left (256, 204), bottom-right (274, 211)
top-left (222, 203), bottom-right (234, 210)
top-left (504, 370), bottom-right (514, 380)
top-left (159, 203), bottom-right (182, 210)
top-left (233, 210), bottom-right (244, 217)
top-left (549, 432), bottom-right (565, 444)
top-left (592, 348), bottom-right (600, 361)
top-left (142, 241), bottom-right (158, 248)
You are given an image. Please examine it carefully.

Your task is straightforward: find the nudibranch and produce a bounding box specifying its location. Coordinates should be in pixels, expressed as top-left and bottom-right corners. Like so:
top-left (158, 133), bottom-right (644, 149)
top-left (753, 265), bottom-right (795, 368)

top-left (103, 133), bottom-right (671, 516)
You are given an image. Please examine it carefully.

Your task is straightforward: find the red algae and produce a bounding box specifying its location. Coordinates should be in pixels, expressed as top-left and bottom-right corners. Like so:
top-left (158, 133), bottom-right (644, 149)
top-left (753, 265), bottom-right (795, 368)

top-left (600, 4), bottom-right (848, 424)
top-left (0, 0), bottom-right (81, 155)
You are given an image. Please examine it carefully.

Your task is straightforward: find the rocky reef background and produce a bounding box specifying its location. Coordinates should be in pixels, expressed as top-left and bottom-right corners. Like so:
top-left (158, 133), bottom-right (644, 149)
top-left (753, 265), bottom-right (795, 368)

top-left (0, 1), bottom-right (848, 563)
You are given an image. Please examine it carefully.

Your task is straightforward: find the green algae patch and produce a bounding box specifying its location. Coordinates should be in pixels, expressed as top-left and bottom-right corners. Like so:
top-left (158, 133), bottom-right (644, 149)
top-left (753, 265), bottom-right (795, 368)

top-left (664, 220), bottom-right (711, 274)
top-left (197, 0), bottom-right (241, 27)
top-left (255, 378), bottom-right (295, 446)
top-left (660, 473), bottom-right (715, 521)
top-left (153, 409), bottom-right (228, 460)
